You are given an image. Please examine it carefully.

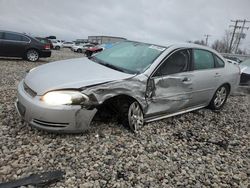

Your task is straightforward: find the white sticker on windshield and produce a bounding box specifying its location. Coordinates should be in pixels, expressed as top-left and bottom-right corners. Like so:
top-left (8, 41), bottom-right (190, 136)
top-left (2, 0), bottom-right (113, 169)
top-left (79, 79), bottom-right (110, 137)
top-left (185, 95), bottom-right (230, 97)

top-left (149, 45), bottom-right (166, 51)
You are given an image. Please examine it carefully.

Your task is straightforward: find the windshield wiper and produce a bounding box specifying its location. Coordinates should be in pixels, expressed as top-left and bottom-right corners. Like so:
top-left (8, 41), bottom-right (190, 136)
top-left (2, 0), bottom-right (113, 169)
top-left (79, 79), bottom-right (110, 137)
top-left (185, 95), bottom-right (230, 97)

top-left (101, 63), bottom-right (126, 73)
top-left (89, 56), bottom-right (126, 73)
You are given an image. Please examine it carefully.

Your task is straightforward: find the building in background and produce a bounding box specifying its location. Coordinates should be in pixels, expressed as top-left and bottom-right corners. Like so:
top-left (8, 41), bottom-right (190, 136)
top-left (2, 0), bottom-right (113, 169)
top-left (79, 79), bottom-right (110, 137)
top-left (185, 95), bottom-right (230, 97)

top-left (88, 36), bottom-right (126, 44)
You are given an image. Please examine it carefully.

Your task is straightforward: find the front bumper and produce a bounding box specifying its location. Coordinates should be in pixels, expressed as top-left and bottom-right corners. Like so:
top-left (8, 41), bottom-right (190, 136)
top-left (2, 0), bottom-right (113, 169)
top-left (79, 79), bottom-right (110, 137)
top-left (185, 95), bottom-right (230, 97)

top-left (15, 80), bottom-right (97, 133)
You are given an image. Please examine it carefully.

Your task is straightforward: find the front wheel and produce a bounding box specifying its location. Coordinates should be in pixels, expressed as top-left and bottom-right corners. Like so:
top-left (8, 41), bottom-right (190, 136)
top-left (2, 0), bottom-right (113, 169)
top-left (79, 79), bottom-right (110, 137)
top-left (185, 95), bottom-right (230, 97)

top-left (26, 49), bottom-right (39, 62)
top-left (209, 85), bottom-right (229, 110)
top-left (127, 102), bottom-right (144, 133)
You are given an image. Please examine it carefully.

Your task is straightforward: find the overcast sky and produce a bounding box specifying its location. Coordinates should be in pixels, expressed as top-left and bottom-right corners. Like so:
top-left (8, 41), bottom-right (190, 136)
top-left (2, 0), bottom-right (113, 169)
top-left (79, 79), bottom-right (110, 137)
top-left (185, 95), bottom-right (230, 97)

top-left (0, 0), bottom-right (250, 49)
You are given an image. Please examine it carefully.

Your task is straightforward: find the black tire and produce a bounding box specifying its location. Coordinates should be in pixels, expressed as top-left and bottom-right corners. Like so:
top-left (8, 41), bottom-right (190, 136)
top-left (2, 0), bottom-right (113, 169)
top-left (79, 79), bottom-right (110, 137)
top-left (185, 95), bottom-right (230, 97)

top-left (77, 49), bottom-right (82, 53)
top-left (209, 85), bottom-right (229, 110)
top-left (85, 51), bottom-right (93, 57)
top-left (26, 49), bottom-right (39, 62)
top-left (119, 100), bottom-right (144, 133)
top-left (55, 46), bottom-right (60, 50)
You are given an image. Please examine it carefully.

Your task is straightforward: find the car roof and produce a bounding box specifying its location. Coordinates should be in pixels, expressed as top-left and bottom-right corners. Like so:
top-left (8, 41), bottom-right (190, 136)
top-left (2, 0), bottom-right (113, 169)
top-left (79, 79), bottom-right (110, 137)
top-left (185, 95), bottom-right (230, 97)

top-left (125, 40), bottom-right (222, 58)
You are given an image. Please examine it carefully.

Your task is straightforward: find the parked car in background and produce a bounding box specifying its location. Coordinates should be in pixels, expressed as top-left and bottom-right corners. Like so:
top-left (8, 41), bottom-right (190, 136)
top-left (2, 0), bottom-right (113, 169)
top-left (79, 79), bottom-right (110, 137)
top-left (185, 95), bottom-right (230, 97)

top-left (0, 30), bottom-right (51, 62)
top-left (51, 40), bottom-right (63, 50)
top-left (223, 56), bottom-right (242, 64)
top-left (62, 42), bottom-right (74, 48)
top-left (239, 58), bottom-right (250, 86)
top-left (72, 43), bottom-right (94, 53)
top-left (84, 43), bottom-right (112, 57)
top-left (16, 41), bottom-right (240, 133)
top-left (225, 58), bottom-right (239, 65)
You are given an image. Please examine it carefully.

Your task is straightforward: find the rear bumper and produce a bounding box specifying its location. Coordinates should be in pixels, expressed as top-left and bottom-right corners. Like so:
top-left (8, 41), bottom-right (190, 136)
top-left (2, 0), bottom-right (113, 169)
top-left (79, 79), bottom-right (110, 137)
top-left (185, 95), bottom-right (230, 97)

top-left (15, 80), bottom-right (97, 133)
top-left (39, 50), bottom-right (51, 58)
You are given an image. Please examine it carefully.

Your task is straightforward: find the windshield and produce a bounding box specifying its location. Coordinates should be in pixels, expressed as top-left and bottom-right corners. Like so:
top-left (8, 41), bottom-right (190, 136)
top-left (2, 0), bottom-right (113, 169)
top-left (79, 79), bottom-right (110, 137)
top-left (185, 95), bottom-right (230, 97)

top-left (92, 41), bottom-right (166, 74)
top-left (241, 59), bottom-right (250, 66)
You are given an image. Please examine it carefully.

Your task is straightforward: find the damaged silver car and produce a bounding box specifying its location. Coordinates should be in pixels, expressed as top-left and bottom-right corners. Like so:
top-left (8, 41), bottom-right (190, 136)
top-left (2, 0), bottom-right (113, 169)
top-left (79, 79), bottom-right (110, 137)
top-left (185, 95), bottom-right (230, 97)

top-left (16, 41), bottom-right (240, 133)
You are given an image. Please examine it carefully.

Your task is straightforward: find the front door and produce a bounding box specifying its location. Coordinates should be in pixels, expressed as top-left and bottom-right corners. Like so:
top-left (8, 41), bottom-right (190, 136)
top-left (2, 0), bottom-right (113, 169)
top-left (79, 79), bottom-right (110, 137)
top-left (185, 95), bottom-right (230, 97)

top-left (145, 49), bottom-right (193, 117)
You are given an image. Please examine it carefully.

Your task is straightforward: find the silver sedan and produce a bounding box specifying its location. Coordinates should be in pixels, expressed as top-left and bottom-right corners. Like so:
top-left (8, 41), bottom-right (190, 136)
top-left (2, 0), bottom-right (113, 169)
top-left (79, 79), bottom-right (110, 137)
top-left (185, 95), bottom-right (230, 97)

top-left (16, 41), bottom-right (240, 133)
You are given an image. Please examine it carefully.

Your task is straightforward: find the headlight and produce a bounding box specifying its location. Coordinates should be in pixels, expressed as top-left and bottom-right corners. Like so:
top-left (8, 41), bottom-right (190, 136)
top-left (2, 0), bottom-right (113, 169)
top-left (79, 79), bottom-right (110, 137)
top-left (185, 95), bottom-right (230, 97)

top-left (42, 91), bottom-right (89, 105)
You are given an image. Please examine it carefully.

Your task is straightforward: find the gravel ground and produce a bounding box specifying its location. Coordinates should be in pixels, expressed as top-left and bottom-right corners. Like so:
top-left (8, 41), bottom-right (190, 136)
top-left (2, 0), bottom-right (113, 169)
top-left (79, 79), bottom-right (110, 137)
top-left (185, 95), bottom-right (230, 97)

top-left (0, 49), bottom-right (249, 187)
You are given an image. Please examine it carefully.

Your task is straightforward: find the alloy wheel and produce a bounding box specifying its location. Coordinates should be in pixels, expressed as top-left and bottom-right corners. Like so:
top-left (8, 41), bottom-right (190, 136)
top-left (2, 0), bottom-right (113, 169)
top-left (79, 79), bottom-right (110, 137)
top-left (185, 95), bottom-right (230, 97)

top-left (128, 102), bottom-right (144, 133)
top-left (27, 50), bottom-right (39, 62)
top-left (214, 86), bottom-right (227, 108)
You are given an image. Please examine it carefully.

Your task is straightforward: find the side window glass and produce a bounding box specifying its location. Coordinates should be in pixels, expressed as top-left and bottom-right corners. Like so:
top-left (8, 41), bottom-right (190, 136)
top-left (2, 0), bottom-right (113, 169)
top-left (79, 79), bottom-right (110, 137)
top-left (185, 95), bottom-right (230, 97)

top-left (4, 32), bottom-right (22, 41)
top-left (193, 49), bottom-right (214, 70)
top-left (0, 32), bottom-right (3, 39)
top-left (215, 55), bottom-right (225, 68)
top-left (21, 36), bottom-right (30, 42)
top-left (154, 49), bottom-right (190, 76)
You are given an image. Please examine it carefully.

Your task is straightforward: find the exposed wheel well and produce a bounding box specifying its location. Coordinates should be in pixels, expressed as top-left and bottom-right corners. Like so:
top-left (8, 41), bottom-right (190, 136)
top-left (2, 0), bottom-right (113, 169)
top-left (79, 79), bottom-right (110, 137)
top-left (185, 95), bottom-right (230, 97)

top-left (93, 94), bottom-right (141, 122)
top-left (221, 83), bottom-right (231, 94)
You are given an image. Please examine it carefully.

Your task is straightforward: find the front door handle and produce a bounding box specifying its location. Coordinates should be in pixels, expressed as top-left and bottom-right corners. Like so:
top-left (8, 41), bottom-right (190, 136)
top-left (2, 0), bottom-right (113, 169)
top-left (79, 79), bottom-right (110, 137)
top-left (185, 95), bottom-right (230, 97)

top-left (182, 77), bottom-right (191, 82)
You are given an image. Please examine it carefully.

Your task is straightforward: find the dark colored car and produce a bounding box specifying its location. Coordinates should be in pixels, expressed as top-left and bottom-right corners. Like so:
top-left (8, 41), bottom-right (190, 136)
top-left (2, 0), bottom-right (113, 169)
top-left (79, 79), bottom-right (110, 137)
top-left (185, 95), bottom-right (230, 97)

top-left (0, 31), bottom-right (51, 62)
top-left (35, 37), bottom-right (53, 49)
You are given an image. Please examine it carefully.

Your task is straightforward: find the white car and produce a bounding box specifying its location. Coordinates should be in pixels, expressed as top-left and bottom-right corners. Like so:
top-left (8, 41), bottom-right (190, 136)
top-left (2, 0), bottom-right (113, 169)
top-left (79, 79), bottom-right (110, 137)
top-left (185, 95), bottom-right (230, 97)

top-left (51, 40), bottom-right (63, 50)
top-left (71, 43), bottom-right (94, 53)
top-left (62, 42), bottom-right (74, 48)
top-left (16, 42), bottom-right (240, 133)
top-left (225, 58), bottom-right (239, 65)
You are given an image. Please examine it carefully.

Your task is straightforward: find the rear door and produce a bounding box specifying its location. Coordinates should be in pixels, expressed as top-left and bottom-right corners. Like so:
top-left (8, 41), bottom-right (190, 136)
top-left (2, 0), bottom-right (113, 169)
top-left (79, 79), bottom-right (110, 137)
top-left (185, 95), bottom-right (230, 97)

top-left (2, 32), bottom-right (29, 57)
top-left (188, 49), bottom-right (223, 107)
top-left (146, 48), bottom-right (193, 116)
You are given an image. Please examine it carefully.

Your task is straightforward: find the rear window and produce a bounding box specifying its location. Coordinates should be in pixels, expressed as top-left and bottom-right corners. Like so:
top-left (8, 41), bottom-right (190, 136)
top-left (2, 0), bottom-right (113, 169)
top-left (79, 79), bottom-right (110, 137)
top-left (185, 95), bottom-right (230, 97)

top-left (4, 32), bottom-right (23, 41)
top-left (0, 32), bottom-right (3, 39)
top-left (21, 36), bottom-right (30, 42)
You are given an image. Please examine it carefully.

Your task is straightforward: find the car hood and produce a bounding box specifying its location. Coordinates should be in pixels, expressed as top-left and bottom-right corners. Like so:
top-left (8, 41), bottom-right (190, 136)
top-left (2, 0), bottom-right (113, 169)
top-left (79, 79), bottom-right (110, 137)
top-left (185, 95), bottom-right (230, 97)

top-left (25, 57), bottom-right (133, 95)
top-left (240, 64), bottom-right (250, 74)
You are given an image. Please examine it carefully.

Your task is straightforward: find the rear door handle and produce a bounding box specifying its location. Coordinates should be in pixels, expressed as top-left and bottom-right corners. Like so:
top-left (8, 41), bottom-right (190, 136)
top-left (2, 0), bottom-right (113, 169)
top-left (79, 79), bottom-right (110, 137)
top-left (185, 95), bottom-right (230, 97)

top-left (215, 73), bottom-right (221, 77)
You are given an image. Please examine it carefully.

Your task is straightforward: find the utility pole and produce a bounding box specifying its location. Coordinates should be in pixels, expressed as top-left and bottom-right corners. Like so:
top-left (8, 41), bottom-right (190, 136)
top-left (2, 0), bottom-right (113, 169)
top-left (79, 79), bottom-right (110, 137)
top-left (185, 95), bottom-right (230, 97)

top-left (228, 20), bottom-right (239, 53)
top-left (228, 19), bottom-right (250, 53)
top-left (204, 34), bottom-right (211, 46)
top-left (235, 19), bottom-right (250, 53)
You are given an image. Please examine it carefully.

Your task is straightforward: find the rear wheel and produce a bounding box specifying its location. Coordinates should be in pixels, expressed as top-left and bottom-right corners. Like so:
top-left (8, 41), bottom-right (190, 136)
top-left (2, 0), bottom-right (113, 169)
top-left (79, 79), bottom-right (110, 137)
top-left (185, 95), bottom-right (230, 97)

top-left (55, 46), bottom-right (60, 50)
top-left (26, 49), bottom-right (39, 62)
top-left (209, 85), bottom-right (229, 110)
top-left (85, 51), bottom-right (93, 57)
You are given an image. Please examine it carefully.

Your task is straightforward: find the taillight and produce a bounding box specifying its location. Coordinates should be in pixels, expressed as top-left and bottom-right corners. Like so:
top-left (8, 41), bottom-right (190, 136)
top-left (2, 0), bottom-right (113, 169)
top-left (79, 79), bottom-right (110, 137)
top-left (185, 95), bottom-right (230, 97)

top-left (44, 44), bottom-right (50, 50)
